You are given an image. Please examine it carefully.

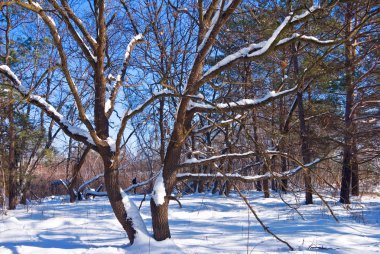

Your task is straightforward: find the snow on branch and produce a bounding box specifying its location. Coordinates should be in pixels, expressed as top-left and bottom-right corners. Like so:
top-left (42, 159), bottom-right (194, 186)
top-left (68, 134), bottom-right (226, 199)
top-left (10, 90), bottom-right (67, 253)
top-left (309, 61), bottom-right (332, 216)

top-left (178, 151), bottom-right (257, 168)
top-left (106, 34), bottom-right (144, 117)
top-left (199, 4), bottom-right (332, 85)
top-left (0, 65), bottom-right (96, 148)
top-left (124, 34), bottom-right (144, 63)
top-left (197, 0), bottom-right (223, 53)
top-left (188, 86), bottom-right (297, 113)
top-left (79, 171), bottom-right (160, 197)
top-left (290, 5), bottom-right (321, 23)
top-left (192, 114), bottom-right (244, 134)
top-left (176, 158), bottom-right (321, 182)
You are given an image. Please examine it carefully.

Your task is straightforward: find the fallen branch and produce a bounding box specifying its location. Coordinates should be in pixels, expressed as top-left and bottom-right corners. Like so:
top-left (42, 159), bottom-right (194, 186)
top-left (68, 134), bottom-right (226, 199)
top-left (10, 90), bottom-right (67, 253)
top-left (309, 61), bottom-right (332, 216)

top-left (176, 158), bottom-right (321, 182)
top-left (80, 172), bottom-right (160, 197)
top-left (234, 185), bottom-right (294, 251)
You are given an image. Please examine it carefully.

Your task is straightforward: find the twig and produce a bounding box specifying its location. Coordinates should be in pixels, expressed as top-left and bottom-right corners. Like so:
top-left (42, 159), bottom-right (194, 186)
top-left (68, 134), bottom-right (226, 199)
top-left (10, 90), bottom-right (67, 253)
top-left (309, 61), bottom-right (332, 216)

top-left (234, 185), bottom-right (294, 251)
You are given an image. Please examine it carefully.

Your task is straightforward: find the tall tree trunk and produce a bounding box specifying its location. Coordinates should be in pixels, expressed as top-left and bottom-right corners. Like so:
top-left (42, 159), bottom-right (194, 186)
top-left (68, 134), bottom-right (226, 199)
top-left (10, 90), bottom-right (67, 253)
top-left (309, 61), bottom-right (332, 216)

top-left (5, 9), bottom-right (18, 210)
top-left (340, 2), bottom-right (354, 204)
top-left (293, 43), bottom-right (313, 205)
top-left (297, 90), bottom-right (313, 204)
top-left (7, 94), bottom-right (17, 210)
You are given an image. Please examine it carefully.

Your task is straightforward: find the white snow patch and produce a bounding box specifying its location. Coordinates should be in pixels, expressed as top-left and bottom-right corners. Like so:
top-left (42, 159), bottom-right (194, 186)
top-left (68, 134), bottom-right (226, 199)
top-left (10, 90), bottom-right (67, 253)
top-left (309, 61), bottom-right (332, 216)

top-left (124, 34), bottom-right (143, 62)
top-left (152, 170), bottom-right (166, 206)
top-left (46, 16), bottom-right (56, 27)
top-left (188, 87), bottom-right (296, 111)
top-left (105, 99), bottom-right (111, 113)
top-left (31, 1), bottom-right (42, 9)
top-left (1, 192), bottom-right (380, 253)
top-left (106, 137), bottom-right (116, 152)
top-left (120, 189), bottom-right (149, 236)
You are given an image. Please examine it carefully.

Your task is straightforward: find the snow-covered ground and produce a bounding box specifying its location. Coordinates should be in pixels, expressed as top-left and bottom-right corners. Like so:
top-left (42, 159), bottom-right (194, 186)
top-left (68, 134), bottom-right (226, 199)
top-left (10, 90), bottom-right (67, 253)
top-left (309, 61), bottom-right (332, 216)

top-left (1, 191), bottom-right (380, 253)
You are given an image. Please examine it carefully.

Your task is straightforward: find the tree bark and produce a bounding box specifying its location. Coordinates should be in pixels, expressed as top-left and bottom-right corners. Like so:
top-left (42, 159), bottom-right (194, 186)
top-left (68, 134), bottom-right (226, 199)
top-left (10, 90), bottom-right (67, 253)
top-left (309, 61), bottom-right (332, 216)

top-left (150, 141), bottom-right (183, 240)
top-left (351, 136), bottom-right (359, 196)
top-left (263, 163), bottom-right (270, 198)
top-left (5, 8), bottom-right (18, 210)
top-left (340, 2), bottom-right (354, 204)
top-left (68, 146), bottom-right (90, 202)
top-left (293, 43), bottom-right (313, 205)
top-left (102, 150), bottom-right (137, 243)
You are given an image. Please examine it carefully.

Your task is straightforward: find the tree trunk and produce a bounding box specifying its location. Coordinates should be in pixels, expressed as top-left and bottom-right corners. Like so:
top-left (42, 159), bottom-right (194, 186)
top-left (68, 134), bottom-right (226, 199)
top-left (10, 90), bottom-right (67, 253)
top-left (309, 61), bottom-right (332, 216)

top-left (293, 42), bottom-right (313, 205)
top-left (340, 2), bottom-right (354, 204)
top-left (297, 90), bottom-right (313, 205)
top-left (102, 151), bottom-right (137, 243)
top-left (263, 163), bottom-right (270, 198)
top-left (212, 180), bottom-right (219, 194)
top-left (252, 110), bottom-right (262, 191)
top-left (150, 198), bottom-right (170, 240)
top-left (68, 146), bottom-right (90, 203)
top-left (151, 138), bottom-right (183, 241)
top-left (5, 8), bottom-right (18, 210)
top-left (280, 156), bottom-right (288, 193)
top-left (350, 108), bottom-right (359, 196)
top-left (351, 137), bottom-right (359, 196)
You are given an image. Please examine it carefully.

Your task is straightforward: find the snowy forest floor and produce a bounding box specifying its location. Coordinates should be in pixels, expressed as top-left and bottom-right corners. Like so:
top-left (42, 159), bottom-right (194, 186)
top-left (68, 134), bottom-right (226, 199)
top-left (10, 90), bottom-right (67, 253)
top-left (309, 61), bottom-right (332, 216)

top-left (1, 191), bottom-right (380, 254)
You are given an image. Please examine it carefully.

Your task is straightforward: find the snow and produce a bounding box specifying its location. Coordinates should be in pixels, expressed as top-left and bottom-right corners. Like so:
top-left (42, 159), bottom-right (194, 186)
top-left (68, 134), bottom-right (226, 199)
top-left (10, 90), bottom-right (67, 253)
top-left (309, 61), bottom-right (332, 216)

top-left (106, 137), bottom-right (116, 152)
top-left (188, 87), bottom-right (297, 111)
top-left (197, 1), bottom-right (222, 53)
top-left (178, 158), bottom-right (320, 180)
top-left (46, 16), bottom-right (56, 27)
top-left (299, 35), bottom-right (335, 44)
top-left (0, 65), bottom-right (96, 146)
top-left (1, 192), bottom-right (380, 253)
top-left (290, 5), bottom-right (320, 23)
top-left (105, 99), bottom-right (111, 113)
top-left (151, 170), bottom-right (166, 206)
top-left (152, 89), bottom-right (173, 96)
top-left (123, 34), bottom-right (143, 62)
top-left (120, 190), bottom-right (149, 236)
top-left (31, 1), bottom-right (42, 9)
